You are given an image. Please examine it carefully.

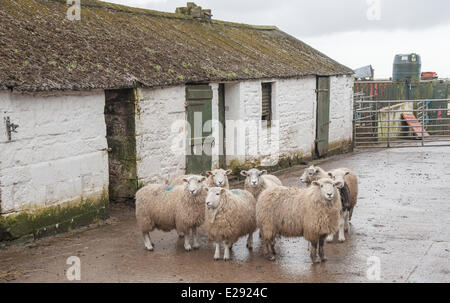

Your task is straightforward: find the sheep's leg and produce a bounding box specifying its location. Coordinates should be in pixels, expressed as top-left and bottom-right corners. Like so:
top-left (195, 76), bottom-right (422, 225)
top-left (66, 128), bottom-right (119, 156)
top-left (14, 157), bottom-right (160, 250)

top-left (265, 239), bottom-right (276, 261)
top-left (326, 233), bottom-right (334, 243)
top-left (338, 214), bottom-right (346, 243)
top-left (270, 239), bottom-right (276, 255)
top-left (223, 241), bottom-right (231, 261)
top-left (309, 240), bottom-right (320, 264)
top-left (318, 235), bottom-right (327, 262)
top-left (143, 232), bottom-right (154, 251)
top-left (192, 227), bottom-right (200, 250)
top-left (246, 232), bottom-right (253, 250)
top-left (344, 210), bottom-right (350, 232)
top-left (184, 229), bottom-right (192, 252)
top-left (214, 242), bottom-right (221, 261)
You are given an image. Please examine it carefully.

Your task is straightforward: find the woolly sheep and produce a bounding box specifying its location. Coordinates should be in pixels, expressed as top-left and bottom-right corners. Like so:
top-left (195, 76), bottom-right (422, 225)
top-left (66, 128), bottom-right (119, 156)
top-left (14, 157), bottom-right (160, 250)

top-left (299, 165), bottom-right (328, 186)
top-left (256, 178), bottom-right (343, 263)
top-left (240, 169), bottom-right (283, 199)
top-left (135, 175), bottom-right (208, 252)
top-left (206, 169), bottom-right (232, 189)
top-left (325, 168), bottom-right (359, 243)
top-left (171, 169), bottom-right (231, 188)
top-left (204, 187), bottom-right (257, 261)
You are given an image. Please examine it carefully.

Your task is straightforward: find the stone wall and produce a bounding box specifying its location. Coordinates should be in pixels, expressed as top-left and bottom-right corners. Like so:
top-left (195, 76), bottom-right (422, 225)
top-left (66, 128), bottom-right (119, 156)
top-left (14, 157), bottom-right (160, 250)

top-left (329, 75), bottom-right (354, 153)
top-left (135, 86), bottom-right (186, 184)
top-left (0, 90), bottom-right (109, 241)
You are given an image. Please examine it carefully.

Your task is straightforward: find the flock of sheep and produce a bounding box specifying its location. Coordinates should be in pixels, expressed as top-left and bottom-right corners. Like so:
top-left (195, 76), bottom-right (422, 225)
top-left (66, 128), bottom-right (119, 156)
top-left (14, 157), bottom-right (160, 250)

top-left (135, 165), bottom-right (358, 264)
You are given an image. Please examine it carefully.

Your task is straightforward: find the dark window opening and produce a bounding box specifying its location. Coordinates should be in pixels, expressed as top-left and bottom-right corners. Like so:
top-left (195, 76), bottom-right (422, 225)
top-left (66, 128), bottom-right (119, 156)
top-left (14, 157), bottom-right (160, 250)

top-left (261, 83), bottom-right (272, 122)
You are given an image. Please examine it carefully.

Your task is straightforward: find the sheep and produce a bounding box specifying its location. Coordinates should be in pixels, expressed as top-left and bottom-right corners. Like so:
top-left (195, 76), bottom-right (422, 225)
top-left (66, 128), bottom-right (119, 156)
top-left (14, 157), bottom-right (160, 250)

top-left (170, 174), bottom-right (194, 186)
top-left (240, 168), bottom-right (283, 200)
top-left (204, 187), bottom-right (257, 261)
top-left (135, 175), bottom-right (208, 252)
top-left (299, 165), bottom-right (328, 186)
top-left (256, 178), bottom-right (343, 263)
top-left (206, 169), bottom-right (232, 189)
top-left (299, 165), bottom-right (359, 243)
top-left (325, 168), bottom-right (359, 243)
top-left (169, 170), bottom-right (231, 238)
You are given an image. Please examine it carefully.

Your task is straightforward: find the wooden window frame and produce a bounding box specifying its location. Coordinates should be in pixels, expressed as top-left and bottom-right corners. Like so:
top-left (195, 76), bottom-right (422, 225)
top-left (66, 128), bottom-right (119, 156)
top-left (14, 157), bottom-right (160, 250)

top-left (261, 82), bottom-right (273, 124)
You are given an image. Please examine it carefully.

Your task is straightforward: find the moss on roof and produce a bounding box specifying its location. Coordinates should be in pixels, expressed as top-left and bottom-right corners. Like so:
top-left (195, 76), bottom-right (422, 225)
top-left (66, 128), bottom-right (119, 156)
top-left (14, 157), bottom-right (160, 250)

top-left (0, 0), bottom-right (353, 92)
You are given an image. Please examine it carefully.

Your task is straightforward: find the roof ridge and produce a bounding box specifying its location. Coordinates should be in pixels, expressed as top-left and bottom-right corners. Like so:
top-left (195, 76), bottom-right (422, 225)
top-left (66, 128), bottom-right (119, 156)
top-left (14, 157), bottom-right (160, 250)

top-left (79, 0), bottom-right (278, 30)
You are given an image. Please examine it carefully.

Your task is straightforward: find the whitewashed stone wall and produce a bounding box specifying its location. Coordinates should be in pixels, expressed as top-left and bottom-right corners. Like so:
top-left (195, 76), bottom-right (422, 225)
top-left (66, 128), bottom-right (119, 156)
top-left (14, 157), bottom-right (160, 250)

top-left (0, 90), bottom-right (109, 214)
top-left (134, 75), bottom-right (353, 183)
top-left (329, 75), bottom-right (354, 146)
top-left (224, 76), bottom-right (319, 165)
top-left (135, 86), bottom-right (186, 184)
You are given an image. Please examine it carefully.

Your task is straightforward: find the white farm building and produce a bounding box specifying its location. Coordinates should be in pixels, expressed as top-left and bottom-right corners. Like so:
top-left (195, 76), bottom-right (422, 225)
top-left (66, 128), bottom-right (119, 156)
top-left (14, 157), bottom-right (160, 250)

top-left (0, 0), bottom-right (354, 241)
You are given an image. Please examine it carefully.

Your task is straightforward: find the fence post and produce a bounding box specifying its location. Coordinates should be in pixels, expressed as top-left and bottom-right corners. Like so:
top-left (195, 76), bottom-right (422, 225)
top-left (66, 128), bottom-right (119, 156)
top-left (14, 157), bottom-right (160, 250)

top-left (387, 100), bottom-right (391, 148)
top-left (422, 100), bottom-right (425, 147)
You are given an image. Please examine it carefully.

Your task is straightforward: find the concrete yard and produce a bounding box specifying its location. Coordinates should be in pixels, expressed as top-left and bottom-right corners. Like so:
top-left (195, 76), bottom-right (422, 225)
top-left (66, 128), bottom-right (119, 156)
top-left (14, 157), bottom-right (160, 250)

top-left (0, 146), bottom-right (449, 283)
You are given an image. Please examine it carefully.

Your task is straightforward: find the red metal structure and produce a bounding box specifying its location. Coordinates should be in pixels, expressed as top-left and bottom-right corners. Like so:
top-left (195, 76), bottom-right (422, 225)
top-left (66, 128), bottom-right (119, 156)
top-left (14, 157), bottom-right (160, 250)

top-left (401, 113), bottom-right (430, 138)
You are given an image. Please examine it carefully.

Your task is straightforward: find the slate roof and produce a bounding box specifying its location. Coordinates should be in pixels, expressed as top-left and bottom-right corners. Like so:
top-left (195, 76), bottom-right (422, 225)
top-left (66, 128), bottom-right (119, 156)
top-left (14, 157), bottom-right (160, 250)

top-left (0, 0), bottom-right (353, 92)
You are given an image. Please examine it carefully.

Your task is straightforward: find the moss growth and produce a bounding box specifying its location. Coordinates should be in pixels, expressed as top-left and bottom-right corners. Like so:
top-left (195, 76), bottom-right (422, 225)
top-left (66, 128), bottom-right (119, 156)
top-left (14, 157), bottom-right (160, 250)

top-left (48, 60), bottom-right (57, 66)
top-left (327, 139), bottom-right (353, 156)
top-left (177, 75), bottom-right (185, 81)
top-left (144, 47), bottom-right (156, 55)
top-left (154, 65), bottom-right (162, 72)
top-left (0, 191), bottom-right (109, 242)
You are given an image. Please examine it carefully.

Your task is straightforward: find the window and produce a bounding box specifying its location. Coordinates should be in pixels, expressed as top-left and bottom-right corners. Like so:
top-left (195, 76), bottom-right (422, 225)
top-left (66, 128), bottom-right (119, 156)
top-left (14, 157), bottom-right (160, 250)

top-left (261, 83), bottom-right (272, 122)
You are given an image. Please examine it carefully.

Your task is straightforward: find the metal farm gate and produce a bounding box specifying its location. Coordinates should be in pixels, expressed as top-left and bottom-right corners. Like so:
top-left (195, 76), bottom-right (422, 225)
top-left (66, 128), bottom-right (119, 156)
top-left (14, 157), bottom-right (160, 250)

top-left (353, 95), bottom-right (450, 148)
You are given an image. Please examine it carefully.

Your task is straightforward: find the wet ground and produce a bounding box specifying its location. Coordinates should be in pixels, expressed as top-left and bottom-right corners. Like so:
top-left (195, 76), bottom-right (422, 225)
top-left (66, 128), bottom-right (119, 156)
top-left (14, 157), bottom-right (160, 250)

top-left (1, 146), bottom-right (449, 283)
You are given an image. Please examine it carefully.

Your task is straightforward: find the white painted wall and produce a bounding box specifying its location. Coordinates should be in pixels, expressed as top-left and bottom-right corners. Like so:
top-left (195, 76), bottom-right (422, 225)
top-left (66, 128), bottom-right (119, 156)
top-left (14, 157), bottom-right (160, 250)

top-left (130, 75), bottom-right (354, 185)
top-left (223, 76), bottom-right (320, 165)
top-left (0, 90), bottom-right (108, 214)
top-left (329, 75), bottom-right (354, 146)
top-left (135, 86), bottom-right (186, 184)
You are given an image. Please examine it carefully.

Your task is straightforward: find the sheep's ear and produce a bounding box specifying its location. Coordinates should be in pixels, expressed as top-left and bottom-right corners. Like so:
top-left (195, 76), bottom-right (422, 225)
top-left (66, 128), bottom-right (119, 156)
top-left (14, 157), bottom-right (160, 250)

top-left (260, 170), bottom-right (268, 176)
top-left (328, 172), bottom-right (333, 178)
top-left (225, 169), bottom-right (232, 175)
top-left (345, 172), bottom-right (350, 176)
top-left (220, 188), bottom-right (226, 194)
top-left (312, 181), bottom-right (320, 187)
top-left (334, 181), bottom-right (344, 189)
top-left (240, 170), bottom-right (248, 177)
top-left (201, 176), bottom-right (207, 182)
top-left (183, 178), bottom-right (189, 183)
top-left (206, 171), bottom-right (213, 176)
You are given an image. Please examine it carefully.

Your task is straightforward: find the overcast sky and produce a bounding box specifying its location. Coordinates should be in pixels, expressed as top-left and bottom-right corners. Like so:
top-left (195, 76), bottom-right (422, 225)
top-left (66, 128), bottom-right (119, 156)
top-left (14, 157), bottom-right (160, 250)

top-left (108, 0), bottom-right (450, 78)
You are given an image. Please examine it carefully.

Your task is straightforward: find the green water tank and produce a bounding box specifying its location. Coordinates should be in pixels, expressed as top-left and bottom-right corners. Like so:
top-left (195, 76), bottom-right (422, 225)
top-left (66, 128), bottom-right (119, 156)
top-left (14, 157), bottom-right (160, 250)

top-left (393, 53), bottom-right (421, 82)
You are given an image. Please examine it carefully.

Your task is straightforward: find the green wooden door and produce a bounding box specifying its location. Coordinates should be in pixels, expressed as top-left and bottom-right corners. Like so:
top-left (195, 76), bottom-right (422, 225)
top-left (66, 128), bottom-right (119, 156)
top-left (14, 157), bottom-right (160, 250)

top-left (186, 85), bottom-right (213, 174)
top-left (218, 84), bottom-right (226, 169)
top-left (316, 77), bottom-right (331, 158)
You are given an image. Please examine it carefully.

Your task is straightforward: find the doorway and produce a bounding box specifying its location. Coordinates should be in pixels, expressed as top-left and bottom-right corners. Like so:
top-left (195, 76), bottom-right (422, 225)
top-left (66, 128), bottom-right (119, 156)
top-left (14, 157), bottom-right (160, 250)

top-left (185, 85), bottom-right (213, 174)
top-left (104, 89), bottom-right (137, 204)
top-left (315, 76), bottom-right (331, 158)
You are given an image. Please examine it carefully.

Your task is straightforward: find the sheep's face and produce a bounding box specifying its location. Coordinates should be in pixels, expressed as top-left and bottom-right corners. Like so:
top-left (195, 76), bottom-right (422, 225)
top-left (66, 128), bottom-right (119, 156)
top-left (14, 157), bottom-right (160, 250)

top-left (327, 170), bottom-right (350, 189)
top-left (207, 169), bottom-right (231, 187)
top-left (183, 175), bottom-right (207, 196)
top-left (312, 178), bottom-right (343, 202)
top-left (299, 166), bottom-right (317, 184)
top-left (241, 169), bottom-right (267, 188)
top-left (206, 187), bottom-right (225, 209)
